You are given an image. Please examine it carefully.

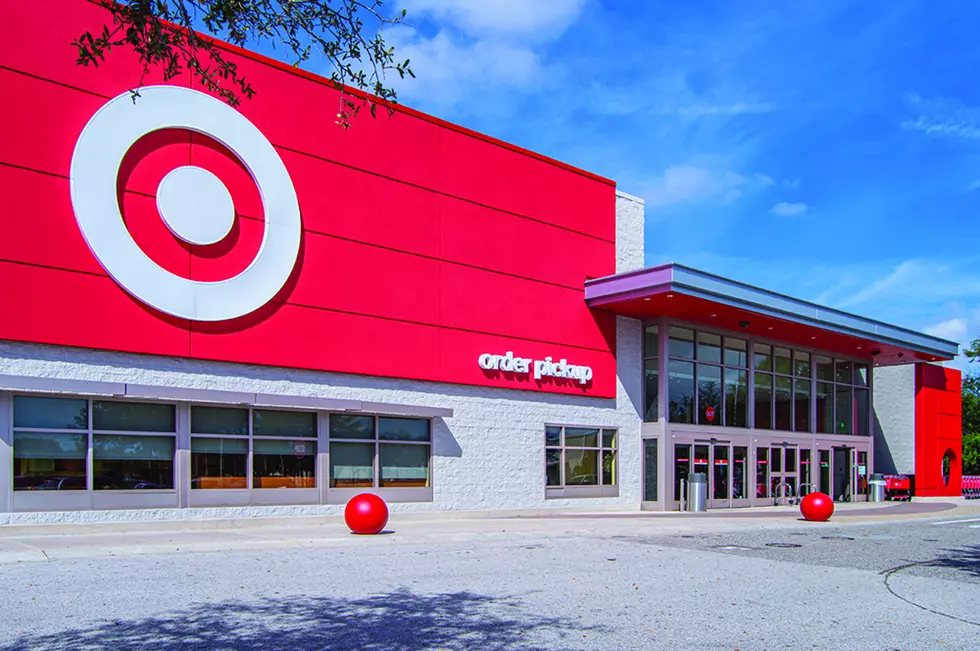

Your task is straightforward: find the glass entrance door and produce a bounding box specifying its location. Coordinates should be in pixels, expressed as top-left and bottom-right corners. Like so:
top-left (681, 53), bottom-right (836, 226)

top-left (833, 447), bottom-right (851, 501)
top-left (768, 446), bottom-right (799, 505)
top-left (799, 449), bottom-right (813, 498)
top-left (709, 444), bottom-right (730, 508)
top-left (732, 446), bottom-right (749, 506)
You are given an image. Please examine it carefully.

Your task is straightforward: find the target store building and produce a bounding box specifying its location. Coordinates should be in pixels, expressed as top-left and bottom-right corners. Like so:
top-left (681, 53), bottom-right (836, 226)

top-left (0, 0), bottom-right (963, 524)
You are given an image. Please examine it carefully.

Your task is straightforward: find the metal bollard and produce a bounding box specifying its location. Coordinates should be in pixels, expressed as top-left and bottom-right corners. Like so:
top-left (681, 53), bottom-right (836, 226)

top-left (869, 473), bottom-right (886, 502)
top-left (686, 473), bottom-right (708, 512)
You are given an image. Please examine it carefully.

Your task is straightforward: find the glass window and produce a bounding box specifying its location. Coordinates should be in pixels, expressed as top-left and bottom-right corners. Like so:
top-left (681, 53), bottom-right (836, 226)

top-left (696, 332), bottom-right (722, 364)
top-left (754, 372), bottom-right (773, 429)
top-left (191, 406), bottom-right (248, 435)
top-left (756, 448), bottom-right (769, 498)
top-left (643, 439), bottom-right (658, 501)
top-left (253, 410), bottom-right (316, 438)
top-left (733, 447), bottom-right (747, 499)
top-left (794, 379), bottom-right (811, 432)
top-left (668, 360), bottom-right (695, 423)
top-left (191, 438), bottom-right (247, 489)
top-left (724, 369), bottom-right (748, 428)
top-left (754, 344), bottom-right (772, 371)
top-left (546, 426), bottom-right (617, 492)
top-left (13, 396), bottom-right (88, 430)
top-left (835, 361), bottom-right (853, 385)
top-left (644, 324), bottom-right (659, 358)
top-left (378, 418), bottom-right (430, 442)
top-left (253, 438), bottom-right (316, 488)
top-left (668, 326), bottom-right (695, 359)
top-left (643, 360), bottom-right (659, 422)
top-left (93, 401), bottom-right (175, 432)
top-left (794, 351), bottom-right (811, 378)
top-left (855, 389), bottom-right (870, 436)
top-left (697, 364), bottom-right (722, 426)
top-left (380, 444), bottom-right (429, 488)
top-left (774, 376), bottom-right (792, 431)
top-left (565, 427), bottom-right (599, 447)
top-left (546, 450), bottom-right (561, 486)
top-left (329, 442), bottom-right (374, 488)
top-left (330, 414), bottom-right (375, 440)
top-left (93, 434), bottom-right (174, 490)
top-left (835, 386), bottom-right (852, 435)
top-left (854, 364), bottom-right (870, 387)
top-left (565, 449), bottom-right (598, 485)
top-left (774, 347), bottom-right (792, 375)
top-left (546, 426), bottom-right (562, 447)
top-left (816, 382), bottom-right (834, 434)
top-left (724, 338), bottom-right (747, 367)
top-left (816, 355), bottom-right (834, 381)
top-left (13, 431), bottom-right (87, 491)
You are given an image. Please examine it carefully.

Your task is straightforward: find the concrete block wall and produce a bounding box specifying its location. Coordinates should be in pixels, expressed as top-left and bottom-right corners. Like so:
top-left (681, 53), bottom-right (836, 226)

top-left (872, 364), bottom-right (916, 475)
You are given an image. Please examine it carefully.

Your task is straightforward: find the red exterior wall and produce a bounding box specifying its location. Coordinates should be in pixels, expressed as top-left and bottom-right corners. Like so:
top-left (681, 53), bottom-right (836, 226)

top-left (0, 0), bottom-right (618, 397)
top-left (914, 364), bottom-right (962, 496)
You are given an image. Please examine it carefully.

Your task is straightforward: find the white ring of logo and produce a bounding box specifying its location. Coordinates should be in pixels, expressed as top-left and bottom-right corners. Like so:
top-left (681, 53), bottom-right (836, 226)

top-left (69, 86), bottom-right (302, 322)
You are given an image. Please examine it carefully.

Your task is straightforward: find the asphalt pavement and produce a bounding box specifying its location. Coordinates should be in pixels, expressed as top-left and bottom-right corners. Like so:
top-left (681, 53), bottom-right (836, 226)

top-left (0, 505), bottom-right (977, 650)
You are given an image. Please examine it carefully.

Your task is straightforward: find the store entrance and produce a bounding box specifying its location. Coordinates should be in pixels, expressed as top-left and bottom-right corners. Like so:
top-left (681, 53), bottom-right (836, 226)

top-left (768, 445), bottom-right (799, 505)
top-left (674, 441), bottom-right (749, 509)
top-left (832, 447), bottom-right (851, 501)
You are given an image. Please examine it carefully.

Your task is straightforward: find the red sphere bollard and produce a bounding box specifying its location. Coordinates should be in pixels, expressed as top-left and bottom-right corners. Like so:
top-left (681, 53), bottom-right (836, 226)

top-left (800, 491), bottom-right (834, 522)
top-left (344, 493), bottom-right (389, 535)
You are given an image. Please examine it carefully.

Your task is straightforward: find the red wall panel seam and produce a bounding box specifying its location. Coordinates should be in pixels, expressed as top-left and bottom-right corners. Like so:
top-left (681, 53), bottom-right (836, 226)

top-left (0, 257), bottom-right (106, 279)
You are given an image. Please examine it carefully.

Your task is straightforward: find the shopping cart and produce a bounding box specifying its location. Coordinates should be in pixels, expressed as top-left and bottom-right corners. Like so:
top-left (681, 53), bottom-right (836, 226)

top-left (884, 474), bottom-right (911, 501)
top-left (963, 475), bottom-right (980, 500)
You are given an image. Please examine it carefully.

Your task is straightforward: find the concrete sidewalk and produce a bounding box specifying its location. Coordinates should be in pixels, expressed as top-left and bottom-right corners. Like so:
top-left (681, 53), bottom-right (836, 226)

top-left (1, 500), bottom-right (977, 565)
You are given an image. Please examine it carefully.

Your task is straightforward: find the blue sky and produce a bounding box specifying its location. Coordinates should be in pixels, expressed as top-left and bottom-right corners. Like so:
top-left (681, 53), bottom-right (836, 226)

top-left (261, 1), bottom-right (980, 366)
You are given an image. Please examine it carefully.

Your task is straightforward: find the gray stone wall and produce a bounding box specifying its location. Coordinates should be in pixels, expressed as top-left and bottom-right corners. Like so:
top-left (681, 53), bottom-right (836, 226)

top-left (615, 191), bottom-right (645, 273)
top-left (872, 364), bottom-right (916, 474)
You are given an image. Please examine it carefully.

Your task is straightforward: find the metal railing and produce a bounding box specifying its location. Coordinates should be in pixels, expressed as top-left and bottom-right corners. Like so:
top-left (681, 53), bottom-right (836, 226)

top-left (772, 482), bottom-right (795, 506)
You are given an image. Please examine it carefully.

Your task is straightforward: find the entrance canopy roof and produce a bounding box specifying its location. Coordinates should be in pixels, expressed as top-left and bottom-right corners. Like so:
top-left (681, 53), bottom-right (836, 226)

top-left (585, 263), bottom-right (958, 366)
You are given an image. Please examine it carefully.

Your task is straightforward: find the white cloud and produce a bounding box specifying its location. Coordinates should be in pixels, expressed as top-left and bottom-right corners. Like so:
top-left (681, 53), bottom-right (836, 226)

top-left (783, 177), bottom-right (802, 190)
top-left (769, 201), bottom-right (807, 217)
top-left (668, 102), bottom-right (774, 117)
top-left (925, 317), bottom-right (968, 342)
top-left (902, 94), bottom-right (980, 141)
top-left (638, 165), bottom-right (777, 209)
top-left (400, 0), bottom-right (586, 37)
top-left (388, 28), bottom-right (541, 108)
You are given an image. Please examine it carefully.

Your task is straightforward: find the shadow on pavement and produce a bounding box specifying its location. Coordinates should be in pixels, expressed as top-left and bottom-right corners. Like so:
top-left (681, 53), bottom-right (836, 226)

top-left (0, 589), bottom-right (596, 651)
top-left (930, 544), bottom-right (980, 580)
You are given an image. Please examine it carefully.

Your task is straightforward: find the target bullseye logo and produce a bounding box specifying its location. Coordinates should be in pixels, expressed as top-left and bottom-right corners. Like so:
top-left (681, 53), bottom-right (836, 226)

top-left (69, 85), bottom-right (302, 322)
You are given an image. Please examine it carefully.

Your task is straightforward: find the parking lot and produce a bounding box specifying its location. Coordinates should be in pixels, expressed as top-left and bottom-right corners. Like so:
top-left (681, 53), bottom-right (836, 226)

top-left (0, 505), bottom-right (977, 650)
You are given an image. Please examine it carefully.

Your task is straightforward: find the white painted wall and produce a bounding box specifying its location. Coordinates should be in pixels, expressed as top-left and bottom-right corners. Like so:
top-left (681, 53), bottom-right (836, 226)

top-left (872, 364), bottom-right (916, 475)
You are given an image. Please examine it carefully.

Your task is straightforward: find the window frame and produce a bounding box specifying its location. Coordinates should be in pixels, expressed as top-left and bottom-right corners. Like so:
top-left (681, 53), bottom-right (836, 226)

top-left (665, 324), bottom-right (749, 428)
top-left (544, 424), bottom-right (619, 499)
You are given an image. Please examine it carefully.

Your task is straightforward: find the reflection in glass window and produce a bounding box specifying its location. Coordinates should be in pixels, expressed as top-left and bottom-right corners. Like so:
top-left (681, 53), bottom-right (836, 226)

top-left (380, 444), bottom-right (429, 487)
top-left (725, 338), bottom-right (747, 367)
top-left (754, 344), bottom-right (772, 371)
top-left (565, 449), bottom-right (598, 485)
top-left (253, 438), bottom-right (316, 488)
top-left (854, 364), bottom-right (870, 387)
top-left (379, 418), bottom-right (430, 442)
top-left (330, 414), bottom-right (375, 440)
top-left (93, 434), bottom-right (175, 490)
top-left (724, 369), bottom-right (748, 428)
top-left (13, 396), bottom-right (88, 430)
top-left (855, 389), bottom-right (870, 436)
top-left (253, 410), bottom-right (316, 438)
top-left (697, 364), bottom-right (722, 426)
top-left (794, 379), bottom-right (811, 432)
top-left (644, 360), bottom-right (659, 422)
top-left (754, 372), bottom-right (773, 429)
top-left (93, 401), bottom-right (175, 432)
top-left (191, 438), bottom-right (247, 489)
top-left (774, 348), bottom-right (792, 375)
top-left (774, 376), bottom-right (792, 431)
top-left (545, 425), bottom-right (617, 493)
top-left (330, 442), bottom-right (374, 488)
top-left (835, 361), bottom-right (853, 385)
top-left (668, 326), bottom-right (695, 359)
top-left (697, 332), bottom-right (722, 364)
top-left (816, 382), bottom-right (834, 434)
top-left (816, 355), bottom-right (834, 381)
top-left (668, 360), bottom-right (695, 424)
top-left (191, 406), bottom-right (248, 435)
top-left (794, 351), bottom-right (811, 377)
top-left (13, 431), bottom-right (87, 491)
top-left (835, 386), bottom-right (852, 435)
top-left (644, 325), bottom-right (659, 358)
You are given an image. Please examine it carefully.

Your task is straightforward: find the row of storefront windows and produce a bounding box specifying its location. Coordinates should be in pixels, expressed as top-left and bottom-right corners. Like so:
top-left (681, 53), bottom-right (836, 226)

top-left (11, 396), bottom-right (431, 492)
top-left (644, 325), bottom-right (872, 435)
